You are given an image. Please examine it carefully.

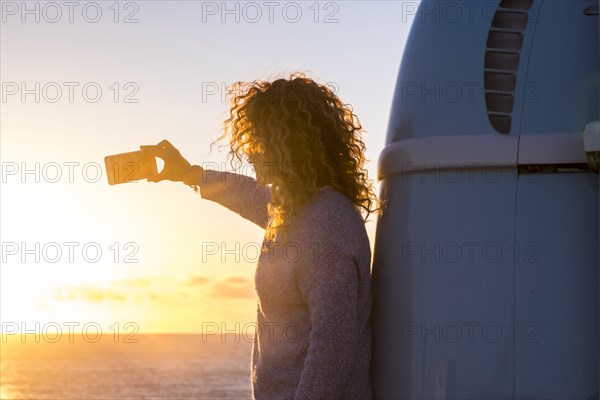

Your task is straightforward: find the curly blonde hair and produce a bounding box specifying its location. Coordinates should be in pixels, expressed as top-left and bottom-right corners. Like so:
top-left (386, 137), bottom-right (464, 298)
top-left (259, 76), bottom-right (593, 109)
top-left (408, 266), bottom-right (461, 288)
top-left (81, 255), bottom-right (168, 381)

top-left (210, 71), bottom-right (381, 242)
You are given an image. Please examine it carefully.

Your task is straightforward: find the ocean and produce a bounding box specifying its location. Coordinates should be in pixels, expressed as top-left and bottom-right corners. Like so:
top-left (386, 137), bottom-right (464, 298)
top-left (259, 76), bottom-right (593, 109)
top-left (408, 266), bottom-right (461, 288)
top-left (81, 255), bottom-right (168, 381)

top-left (0, 334), bottom-right (253, 399)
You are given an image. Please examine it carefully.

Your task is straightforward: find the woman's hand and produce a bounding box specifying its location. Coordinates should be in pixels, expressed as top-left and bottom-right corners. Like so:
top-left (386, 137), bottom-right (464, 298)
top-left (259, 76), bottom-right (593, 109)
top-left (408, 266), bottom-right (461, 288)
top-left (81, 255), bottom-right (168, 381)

top-left (140, 139), bottom-right (194, 183)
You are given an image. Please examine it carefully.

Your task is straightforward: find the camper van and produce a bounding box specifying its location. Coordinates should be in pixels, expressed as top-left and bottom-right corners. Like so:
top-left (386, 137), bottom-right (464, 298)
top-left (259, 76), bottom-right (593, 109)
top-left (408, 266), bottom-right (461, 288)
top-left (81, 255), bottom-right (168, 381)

top-left (372, 1), bottom-right (599, 399)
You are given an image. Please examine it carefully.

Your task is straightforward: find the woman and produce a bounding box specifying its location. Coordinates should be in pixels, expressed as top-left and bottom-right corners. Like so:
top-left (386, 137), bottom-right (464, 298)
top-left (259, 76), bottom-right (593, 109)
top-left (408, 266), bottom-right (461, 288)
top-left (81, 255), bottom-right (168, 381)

top-left (141, 72), bottom-right (381, 400)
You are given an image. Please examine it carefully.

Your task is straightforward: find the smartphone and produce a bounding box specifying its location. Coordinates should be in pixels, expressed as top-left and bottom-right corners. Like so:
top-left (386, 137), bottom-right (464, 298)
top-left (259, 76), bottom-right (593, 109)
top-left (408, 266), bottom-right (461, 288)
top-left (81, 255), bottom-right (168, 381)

top-left (104, 150), bottom-right (158, 185)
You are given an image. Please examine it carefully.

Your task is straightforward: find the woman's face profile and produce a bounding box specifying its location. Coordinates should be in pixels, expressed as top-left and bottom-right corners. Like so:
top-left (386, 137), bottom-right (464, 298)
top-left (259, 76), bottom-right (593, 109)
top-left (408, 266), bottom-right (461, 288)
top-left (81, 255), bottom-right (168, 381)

top-left (247, 147), bottom-right (275, 185)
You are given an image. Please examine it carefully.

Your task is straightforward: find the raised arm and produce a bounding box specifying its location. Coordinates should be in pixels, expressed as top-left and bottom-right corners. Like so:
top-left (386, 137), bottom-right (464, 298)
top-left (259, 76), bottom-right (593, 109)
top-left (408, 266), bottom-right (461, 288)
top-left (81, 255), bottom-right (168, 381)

top-left (195, 168), bottom-right (271, 229)
top-left (139, 139), bottom-right (271, 229)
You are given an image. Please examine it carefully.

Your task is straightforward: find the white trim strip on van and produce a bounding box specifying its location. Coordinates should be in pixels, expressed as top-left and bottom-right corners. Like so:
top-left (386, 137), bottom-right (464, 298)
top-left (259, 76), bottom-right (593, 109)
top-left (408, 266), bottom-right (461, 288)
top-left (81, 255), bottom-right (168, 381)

top-left (518, 132), bottom-right (588, 165)
top-left (377, 132), bottom-right (588, 181)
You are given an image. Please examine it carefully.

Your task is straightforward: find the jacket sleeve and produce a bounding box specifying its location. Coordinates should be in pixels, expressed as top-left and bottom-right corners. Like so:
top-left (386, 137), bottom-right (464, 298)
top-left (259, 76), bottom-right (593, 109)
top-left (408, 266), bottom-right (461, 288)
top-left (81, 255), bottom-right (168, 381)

top-left (294, 240), bottom-right (360, 400)
top-left (199, 169), bottom-right (271, 229)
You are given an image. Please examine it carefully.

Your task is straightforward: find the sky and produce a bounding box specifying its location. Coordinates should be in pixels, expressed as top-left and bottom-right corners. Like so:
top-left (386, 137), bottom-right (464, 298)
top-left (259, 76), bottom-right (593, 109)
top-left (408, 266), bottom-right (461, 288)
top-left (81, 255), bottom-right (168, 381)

top-left (1, 0), bottom-right (418, 334)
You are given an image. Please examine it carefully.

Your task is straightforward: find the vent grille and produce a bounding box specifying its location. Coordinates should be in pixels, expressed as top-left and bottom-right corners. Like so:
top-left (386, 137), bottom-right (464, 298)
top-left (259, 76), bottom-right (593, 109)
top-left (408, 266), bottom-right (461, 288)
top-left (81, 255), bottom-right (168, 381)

top-left (484, 0), bottom-right (534, 134)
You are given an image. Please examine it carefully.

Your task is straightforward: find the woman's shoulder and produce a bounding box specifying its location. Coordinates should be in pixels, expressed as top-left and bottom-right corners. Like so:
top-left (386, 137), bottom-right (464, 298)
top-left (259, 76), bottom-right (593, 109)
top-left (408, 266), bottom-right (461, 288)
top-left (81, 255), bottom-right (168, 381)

top-left (293, 186), bottom-right (368, 246)
top-left (303, 186), bottom-right (359, 218)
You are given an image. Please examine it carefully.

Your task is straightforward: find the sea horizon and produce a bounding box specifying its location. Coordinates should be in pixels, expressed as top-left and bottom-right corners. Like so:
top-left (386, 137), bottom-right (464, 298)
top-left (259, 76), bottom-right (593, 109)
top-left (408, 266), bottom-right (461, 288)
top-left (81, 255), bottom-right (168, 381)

top-left (1, 333), bottom-right (254, 399)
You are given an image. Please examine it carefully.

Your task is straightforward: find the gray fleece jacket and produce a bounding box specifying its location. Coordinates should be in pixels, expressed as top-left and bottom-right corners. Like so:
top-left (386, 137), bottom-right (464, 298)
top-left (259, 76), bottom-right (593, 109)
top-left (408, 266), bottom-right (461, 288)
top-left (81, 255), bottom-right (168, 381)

top-left (199, 169), bottom-right (373, 400)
